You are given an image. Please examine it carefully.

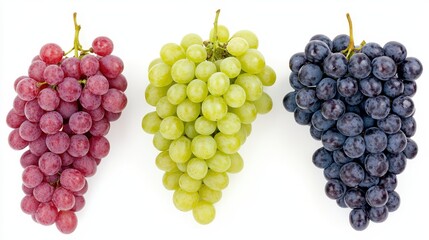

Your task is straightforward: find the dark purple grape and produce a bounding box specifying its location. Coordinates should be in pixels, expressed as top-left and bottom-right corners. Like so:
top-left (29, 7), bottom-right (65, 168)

top-left (325, 179), bottom-right (346, 200)
top-left (336, 112), bottom-right (364, 137)
top-left (383, 41), bottom-right (407, 63)
top-left (305, 40), bottom-right (330, 63)
top-left (282, 91), bottom-right (298, 112)
top-left (323, 162), bottom-right (342, 180)
top-left (372, 56), bottom-right (397, 81)
top-left (364, 95), bottom-right (390, 120)
top-left (345, 91), bottom-right (365, 106)
top-left (348, 53), bottom-right (371, 79)
top-left (377, 114), bottom-right (401, 134)
top-left (359, 174), bottom-right (380, 189)
top-left (386, 130), bottom-right (407, 154)
top-left (310, 34), bottom-right (333, 50)
top-left (401, 116), bottom-right (416, 137)
top-left (349, 208), bottom-right (369, 231)
top-left (311, 110), bottom-right (335, 131)
top-left (386, 191), bottom-right (400, 212)
top-left (321, 129), bottom-right (346, 151)
top-left (323, 52), bottom-right (348, 79)
top-left (403, 81), bottom-right (417, 97)
top-left (343, 135), bottom-right (365, 158)
top-left (316, 77), bottom-right (337, 100)
top-left (403, 138), bottom-right (418, 159)
top-left (339, 162), bottom-right (365, 187)
top-left (366, 185), bottom-right (388, 207)
top-left (383, 78), bottom-right (404, 98)
top-left (392, 95), bottom-right (415, 118)
top-left (337, 76), bottom-right (358, 97)
top-left (364, 127), bottom-right (387, 153)
top-left (379, 173), bottom-right (397, 192)
top-left (298, 63), bottom-right (323, 87)
top-left (361, 42), bottom-right (384, 60)
top-left (289, 72), bottom-right (304, 90)
top-left (333, 150), bottom-right (352, 164)
top-left (365, 153), bottom-right (389, 177)
top-left (309, 125), bottom-right (322, 140)
top-left (398, 57), bottom-right (423, 81)
top-left (289, 52), bottom-right (306, 73)
top-left (387, 152), bottom-right (407, 174)
top-left (332, 34), bottom-right (349, 53)
top-left (293, 108), bottom-right (312, 125)
top-left (369, 206), bottom-right (389, 223)
top-left (359, 76), bottom-right (382, 97)
top-left (321, 99), bottom-right (345, 120)
top-left (295, 88), bottom-right (318, 109)
top-left (312, 147), bottom-right (333, 169)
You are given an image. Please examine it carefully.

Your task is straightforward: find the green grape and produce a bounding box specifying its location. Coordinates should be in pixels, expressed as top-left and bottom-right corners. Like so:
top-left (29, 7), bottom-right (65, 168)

top-left (256, 65), bottom-right (276, 86)
top-left (162, 171), bottom-right (182, 190)
top-left (193, 201), bottom-right (216, 225)
top-left (242, 123), bottom-right (252, 137)
top-left (156, 96), bottom-right (177, 118)
top-left (214, 132), bottom-right (241, 154)
top-left (159, 116), bottom-right (184, 140)
top-left (223, 84), bottom-right (246, 108)
top-left (191, 135), bottom-right (217, 159)
top-left (177, 99), bottom-right (201, 122)
top-left (230, 101), bottom-right (257, 124)
top-left (220, 57), bottom-right (241, 78)
top-left (186, 44), bottom-right (208, 63)
top-left (167, 83), bottom-right (187, 105)
top-left (214, 59), bottom-right (222, 71)
top-left (198, 184), bottom-right (222, 203)
top-left (184, 121), bottom-right (198, 139)
top-left (207, 72), bottom-right (230, 96)
top-left (203, 170), bottom-right (229, 191)
top-left (206, 151), bottom-right (231, 173)
top-left (217, 112), bottom-right (241, 135)
top-left (169, 136), bottom-right (192, 163)
top-left (179, 173), bottom-right (202, 192)
top-left (160, 43), bottom-right (185, 65)
top-left (227, 152), bottom-right (244, 173)
top-left (226, 37), bottom-right (249, 57)
top-left (171, 59), bottom-right (195, 84)
top-left (153, 132), bottom-right (172, 151)
top-left (194, 116), bottom-right (217, 136)
top-left (253, 92), bottom-right (273, 114)
top-left (148, 62), bottom-right (173, 87)
top-left (142, 111), bottom-right (162, 134)
top-left (186, 79), bottom-right (208, 103)
top-left (201, 95), bottom-right (228, 121)
top-left (173, 188), bottom-right (199, 212)
top-left (232, 30), bottom-right (259, 49)
top-left (145, 84), bottom-right (169, 107)
top-left (210, 25), bottom-right (229, 43)
top-left (148, 58), bottom-right (164, 71)
top-left (186, 158), bottom-right (208, 180)
top-left (235, 124), bottom-right (248, 145)
top-left (181, 33), bottom-right (203, 50)
top-left (195, 61), bottom-right (217, 82)
top-left (156, 151), bottom-right (178, 172)
top-left (237, 49), bottom-right (265, 74)
top-left (177, 162), bottom-right (187, 172)
top-left (235, 73), bottom-right (263, 101)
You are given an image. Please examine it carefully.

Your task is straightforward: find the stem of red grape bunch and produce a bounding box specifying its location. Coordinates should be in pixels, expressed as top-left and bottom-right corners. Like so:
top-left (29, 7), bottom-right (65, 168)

top-left (64, 13), bottom-right (90, 58)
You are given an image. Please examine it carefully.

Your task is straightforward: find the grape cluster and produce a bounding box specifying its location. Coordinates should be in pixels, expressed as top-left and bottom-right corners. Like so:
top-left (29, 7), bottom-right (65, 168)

top-left (6, 14), bottom-right (127, 234)
top-left (142, 10), bottom-right (276, 224)
top-left (283, 15), bottom-right (422, 230)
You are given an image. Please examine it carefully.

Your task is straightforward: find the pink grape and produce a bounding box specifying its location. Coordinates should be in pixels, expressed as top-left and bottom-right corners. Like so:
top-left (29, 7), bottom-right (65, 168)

top-left (52, 187), bottom-right (75, 210)
top-left (69, 111), bottom-right (92, 134)
top-left (14, 75), bottom-right (28, 90)
top-left (87, 107), bottom-right (105, 121)
top-left (108, 73), bottom-right (128, 92)
top-left (20, 150), bottom-right (39, 168)
top-left (67, 134), bottom-right (89, 157)
top-left (56, 100), bottom-right (79, 119)
top-left (21, 195), bottom-right (40, 215)
top-left (38, 152), bottom-right (62, 175)
top-left (16, 77), bottom-right (40, 101)
top-left (39, 111), bottom-right (63, 134)
top-left (55, 210), bottom-right (78, 234)
top-left (24, 99), bottom-right (45, 122)
top-left (79, 88), bottom-right (101, 110)
top-left (89, 136), bottom-right (110, 159)
top-left (35, 202), bottom-right (58, 225)
top-left (73, 180), bottom-right (88, 196)
top-left (99, 55), bottom-right (123, 78)
top-left (80, 54), bottom-right (99, 76)
top-left (102, 88), bottom-right (127, 113)
top-left (33, 182), bottom-right (55, 203)
top-left (57, 77), bottom-right (82, 102)
top-left (43, 64), bottom-right (64, 85)
top-left (92, 36), bottom-right (114, 56)
top-left (13, 95), bottom-right (27, 116)
top-left (28, 60), bottom-right (47, 82)
top-left (46, 131), bottom-right (70, 154)
top-left (61, 57), bottom-right (81, 79)
top-left (38, 87), bottom-right (60, 111)
top-left (40, 43), bottom-right (63, 64)
top-left (72, 155), bottom-right (97, 177)
top-left (71, 196), bottom-right (85, 212)
top-left (45, 174), bottom-right (60, 185)
top-left (89, 117), bottom-right (110, 136)
top-left (22, 165), bottom-right (44, 188)
top-left (86, 74), bottom-right (109, 95)
top-left (8, 129), bottom-right (29, 150)
top-left (28, 134), bottom-right (48, 156)
top-left (60, 152), bottom-right (75, 166)
top-left (22, 184), bottom-right (34, 195)
top-left (59, 168), bottom-right (85, 192)
top-left (6, 109), bottom-right (26, 128)
top-left (19, 120), bottom-right (42, 141)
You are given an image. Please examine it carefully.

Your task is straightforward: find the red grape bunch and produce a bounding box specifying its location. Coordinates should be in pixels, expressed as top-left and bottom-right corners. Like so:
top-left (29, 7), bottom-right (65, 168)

top-left (6, 13), bottom-right (127, 234)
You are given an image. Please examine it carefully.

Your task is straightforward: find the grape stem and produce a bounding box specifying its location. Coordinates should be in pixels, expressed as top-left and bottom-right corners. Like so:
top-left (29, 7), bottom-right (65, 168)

top-left (341, 13), bottom-right (366, 59)
top-left (64, 13), bottom-right (90, 58)
top-left (206, 9), bottom-right (230, 62)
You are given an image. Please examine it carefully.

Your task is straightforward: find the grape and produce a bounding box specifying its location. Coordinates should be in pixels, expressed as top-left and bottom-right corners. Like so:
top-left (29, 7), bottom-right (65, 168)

top-left (5, 13), bottom-right (127, 233)
top-left (142, 10), bottom-right (275, 224)
top-left (282, 13), bottom-right (421, 230)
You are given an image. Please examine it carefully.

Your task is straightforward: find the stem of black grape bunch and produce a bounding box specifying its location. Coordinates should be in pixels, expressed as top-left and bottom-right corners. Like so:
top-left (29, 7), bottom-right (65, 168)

top-left (342, 13), bottom-right (366, 59)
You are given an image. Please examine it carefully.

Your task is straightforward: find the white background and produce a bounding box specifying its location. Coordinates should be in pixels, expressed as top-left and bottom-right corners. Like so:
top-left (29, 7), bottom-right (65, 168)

top-left (1, 0), bottom-right (428, 239)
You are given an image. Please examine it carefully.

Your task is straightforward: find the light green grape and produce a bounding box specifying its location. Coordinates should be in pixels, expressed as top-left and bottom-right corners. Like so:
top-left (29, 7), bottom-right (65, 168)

top-left (220, 57), bottom-right (241, 78)
top-left (177, 162), bottom-right (187, 172)
top-left (142, 111), bottom-right (162, 134)
top-left (160, 43), bottom-right (185, 65)
top-left (179, 173), bottom-right (202, 192)
top-left (171, 59), bottom-right (195, 84)
top-left (230, 101), bottom-right (257, 124)
top-left (206, 151), bottom-right (231, 173)
top-left (217, 112), bottom-right (241, 135)
top-left (148, 63), bottom-right (173, 87)
top-left (186, 79), bottom-right (208, 103)
top-left (210, 25), bottom-right (229, 43)
top-left (167, 83), bottom-right (187, 105)
top-left (191, 135), bottom-right (217, 159)
top-left (162, 171), bottom-right (182, 190)
top-left (181, 33), bottom-right (203, 50)
top-left (177, 99), bottom-right (201, 122)
top-left (256, 65), bottom-right (276, 86)
top-left (156, 151), bottom-right (178, 172)
top-left (235, 124), bottom-right (248, 145)
top-left (232, 30), bottom-right (259, 49)
top-left (169, 136), bottom-right (192, 163)
top-left (223, 84), bottom-right (246, 108)
top-left (159, 116), bottom-right (184, 140)
top-left (253, 92), bottom-right (273, 114)
top-left (237, 49), bottom-right (265, 74)
top-left (145, 84), bottom-right (169, 107)
top-left (214, 59), bottom-right (222, 72)
top-left (194, 116), bottom-right (217, 136)
top-left (207, 72), bottom-right (230, 96)
top-left (173, 188), bottom-right (199, 212)
top-left (186, 44), bottom-right (208, 63)
top-left (235, 73), bottom-right (263, 101)
top-left (195, 61), bottom-right (217, 82)
top-left (193, 201), bottom-right (216, 225)
top-left (214, 132), bottom-right (241, 154)
top-left (148, 58), bottom-right (164, 71)
top-left (184, 121), bottom-right (198, 139)
top-left (156, 96), bottom-right (177, 118)
top-left (227, 37), bottom-right (249, 57)
top-left (198, 184), bottom-right (222, 203)
top-left (242, 123), bottom-right (252, 137)
top-left (186, 158), bottom-right (208, 180)
top-left (201, 95), bottom-right (228, 121)
top-left (227, 152), bottom-right (244, 173)
top-left (203, 170), bottom-right (229, 191)
top-left (153, 132), bottom-right (172, 151)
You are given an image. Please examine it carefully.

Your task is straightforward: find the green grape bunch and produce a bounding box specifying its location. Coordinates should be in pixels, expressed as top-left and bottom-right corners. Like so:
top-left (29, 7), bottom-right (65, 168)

top-left (142, 9), bottom-right (276, 224)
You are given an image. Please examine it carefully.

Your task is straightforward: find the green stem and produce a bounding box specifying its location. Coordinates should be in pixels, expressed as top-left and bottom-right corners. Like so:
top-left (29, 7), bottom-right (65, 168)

top-left (341, 13), bottom-right (366, 59)
top-left (73, 12), bottom-right (81, 58)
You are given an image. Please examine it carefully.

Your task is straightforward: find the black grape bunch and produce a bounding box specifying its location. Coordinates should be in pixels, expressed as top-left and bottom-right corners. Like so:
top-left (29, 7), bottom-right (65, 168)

top-left (282, 13), bottom-right (422, 230)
